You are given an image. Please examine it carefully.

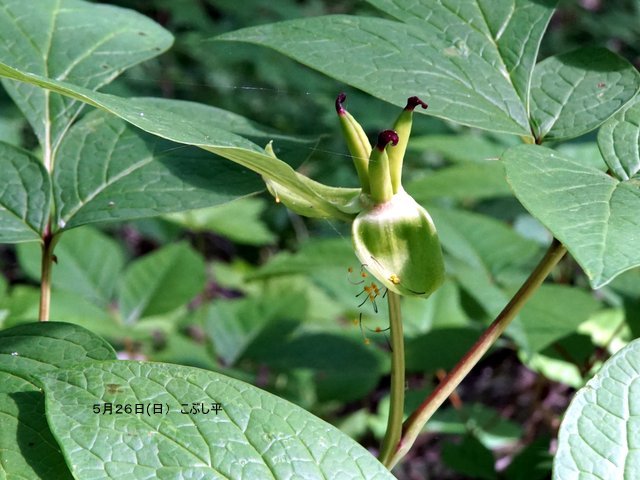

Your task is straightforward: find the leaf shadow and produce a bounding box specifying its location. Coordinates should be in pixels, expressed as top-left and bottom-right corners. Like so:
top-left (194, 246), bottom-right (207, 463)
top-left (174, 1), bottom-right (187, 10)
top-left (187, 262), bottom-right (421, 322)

top-left (10, 390), bottom-right (74, 479)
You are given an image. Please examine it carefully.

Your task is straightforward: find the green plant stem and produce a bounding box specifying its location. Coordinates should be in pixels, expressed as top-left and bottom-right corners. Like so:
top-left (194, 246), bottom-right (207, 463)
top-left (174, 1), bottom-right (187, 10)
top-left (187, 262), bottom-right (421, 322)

top-left (387, 238), bottom-right (567, 468)
top-left (38, 226), bottom-right (58, 322)
top-left (378, 290), bottom-right (405, 466)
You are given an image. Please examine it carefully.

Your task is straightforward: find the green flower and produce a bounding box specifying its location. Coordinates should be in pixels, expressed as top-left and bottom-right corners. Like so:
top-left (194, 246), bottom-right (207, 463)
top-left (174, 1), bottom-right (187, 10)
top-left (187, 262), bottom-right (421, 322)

top-left (338, 95), bottom-right (445, 297)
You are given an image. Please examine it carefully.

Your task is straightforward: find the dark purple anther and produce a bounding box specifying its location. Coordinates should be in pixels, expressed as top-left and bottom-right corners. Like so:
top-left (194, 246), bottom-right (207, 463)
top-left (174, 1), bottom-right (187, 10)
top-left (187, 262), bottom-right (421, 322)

top-left (405, 96), bottom-right (428, 111)
top-left (336, 92), bottom-right (347, 115)
top-left (376, 130), bottom-right (399, 151)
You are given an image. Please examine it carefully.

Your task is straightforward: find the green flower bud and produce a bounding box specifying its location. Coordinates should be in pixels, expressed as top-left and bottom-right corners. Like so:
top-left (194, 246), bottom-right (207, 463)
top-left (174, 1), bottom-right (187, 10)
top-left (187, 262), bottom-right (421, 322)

top-left (352, 189), bottom-right (444, 297)
top-left (388, 96), bottom-right (427, 193)
top-left (336, 93), bottom-right (372, 193)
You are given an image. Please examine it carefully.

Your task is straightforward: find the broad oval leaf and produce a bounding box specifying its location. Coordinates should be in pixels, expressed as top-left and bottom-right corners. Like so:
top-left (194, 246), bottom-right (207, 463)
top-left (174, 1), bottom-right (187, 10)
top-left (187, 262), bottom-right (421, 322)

top-left (504, 144), bottom-right (640, 288)
top-left (553, 337), bottom-right (640, 479)
top-left (598, 95), bottom-right (640, 181)
top-left (217, 0), bottom-right (559, 135)
top-left (530, 48), bottom-right (640, 142)
top-left (0, 0), bottom-right (173, 151)
top-left (53, 110), bottom-right (264, 230)
top-left (118, 242), bottom-right (206, 323)
top-left (0, 141), bottom-right (50, 242)
top-left (0, 322), bottom-right (116, 480)
top-left (37, 360), bottom-right (396, 480)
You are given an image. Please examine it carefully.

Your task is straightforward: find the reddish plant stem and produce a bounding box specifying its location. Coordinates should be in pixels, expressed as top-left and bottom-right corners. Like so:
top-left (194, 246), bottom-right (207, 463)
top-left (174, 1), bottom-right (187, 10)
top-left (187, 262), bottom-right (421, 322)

top-left (386, 238), bottom-right (567, 468)
top-left (38, 223), bottom-right (57, 322)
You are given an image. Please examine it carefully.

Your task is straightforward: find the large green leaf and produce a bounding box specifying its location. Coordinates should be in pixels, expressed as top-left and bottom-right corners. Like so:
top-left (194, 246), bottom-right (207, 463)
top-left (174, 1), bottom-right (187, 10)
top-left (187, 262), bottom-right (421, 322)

top-left (553, 337), bottom-right (640, 479)
top-left (217, 0), bottom-right (559, 135)
top-left (0, 322), bottom-right (116, 480)
top-left (38, 360), bottom-right (396, 480)
top-left (53, 110), bottom-right (264, 230)
top-left (0, 141), bottom-right (50, 242)
top-left (504, 144), bottom-right (640, 288)
top-left (0, 0), bottom-right (173, 154)
top-left (530, 48), bottom-right (640, 142)
top-left (118, 242), bottom-right (206, 323)
top-left (0, 62), bottom-right (357, 221)
top-left (598, 96), bottom-right (640, 181)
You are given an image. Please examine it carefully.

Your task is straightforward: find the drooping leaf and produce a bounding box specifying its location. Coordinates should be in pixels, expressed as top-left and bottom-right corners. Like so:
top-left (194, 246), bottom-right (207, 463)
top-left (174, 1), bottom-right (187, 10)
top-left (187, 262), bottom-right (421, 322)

top-left (52, 110), bottom-right (263, 230)
top-left (504, 144), bottom-right (640, 288)
top-left (0, 141), bottom-right (50, 242)
top-left (0, 62), bottom-right (357, 221)
top-left (553, 337), bottom-right (640, 479)
top-left (530, 47), bottom-right (640, 142)
top-left (598, 96), bottom-right (640, 181)
top-left (217, 0), bottom-right (559, 135)
top-left (117, 242), bottom-right (206, 323)
top-left (37, 361), bottom-right (396, 480)
top-left (0, 322), bottom-right (115, 480)
top-left (0, 0), bottom-right (173, 152)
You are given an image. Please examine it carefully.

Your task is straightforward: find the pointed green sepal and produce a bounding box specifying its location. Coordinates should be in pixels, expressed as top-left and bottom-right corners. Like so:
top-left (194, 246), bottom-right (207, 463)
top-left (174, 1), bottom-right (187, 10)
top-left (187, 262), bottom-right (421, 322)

top-left (352, 190), bottom-right (444, 297)
top-left (336, 93), bottom-right (372, 193)
top-left (389, 97), bottom-right (428, 193)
